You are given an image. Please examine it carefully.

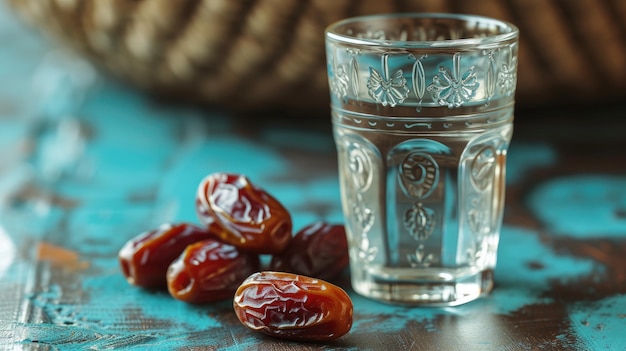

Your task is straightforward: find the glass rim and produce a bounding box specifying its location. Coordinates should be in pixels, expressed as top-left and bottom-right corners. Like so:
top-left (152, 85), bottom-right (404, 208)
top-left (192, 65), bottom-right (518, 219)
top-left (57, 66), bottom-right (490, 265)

top-left (325, 13), bottom-right (519, 49)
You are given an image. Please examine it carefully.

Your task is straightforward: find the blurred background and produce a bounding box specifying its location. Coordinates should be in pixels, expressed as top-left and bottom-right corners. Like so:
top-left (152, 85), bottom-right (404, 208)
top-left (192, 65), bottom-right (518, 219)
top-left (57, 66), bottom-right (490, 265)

top-left (3, 0), bottom-right (625, 117)
top-left (1, 3), bottom-right (625, 349)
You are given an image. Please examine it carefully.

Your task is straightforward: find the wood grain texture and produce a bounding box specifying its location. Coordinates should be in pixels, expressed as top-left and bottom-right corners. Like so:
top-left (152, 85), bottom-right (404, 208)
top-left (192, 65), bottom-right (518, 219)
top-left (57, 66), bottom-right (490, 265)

top-left (1, 6), bottom-right (626, 350)
top-left (5, 0), bottom-right (626, 110)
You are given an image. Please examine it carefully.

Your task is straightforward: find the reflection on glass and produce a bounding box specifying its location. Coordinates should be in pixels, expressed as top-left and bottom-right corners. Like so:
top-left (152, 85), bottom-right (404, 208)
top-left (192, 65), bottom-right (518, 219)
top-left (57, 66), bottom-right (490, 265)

top-left (0, 225), bottom-right (15, 278)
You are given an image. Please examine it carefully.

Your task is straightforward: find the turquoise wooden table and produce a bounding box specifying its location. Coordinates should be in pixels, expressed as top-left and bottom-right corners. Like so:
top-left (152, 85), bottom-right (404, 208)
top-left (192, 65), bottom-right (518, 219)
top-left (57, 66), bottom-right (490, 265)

top-left (1, 4), bottom-right (625, 350)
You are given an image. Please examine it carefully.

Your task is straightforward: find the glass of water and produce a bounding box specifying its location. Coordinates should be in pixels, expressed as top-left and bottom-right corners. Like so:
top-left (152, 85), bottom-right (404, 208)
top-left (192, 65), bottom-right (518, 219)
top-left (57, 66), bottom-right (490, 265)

top-left (325, 13), bottom-right (519, 306)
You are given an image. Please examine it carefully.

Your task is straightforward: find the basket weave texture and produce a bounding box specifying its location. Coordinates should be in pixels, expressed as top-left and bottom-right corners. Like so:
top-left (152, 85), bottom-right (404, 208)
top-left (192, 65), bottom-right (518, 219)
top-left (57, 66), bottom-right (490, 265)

top-left (8, 0), bottom-right (626, 111)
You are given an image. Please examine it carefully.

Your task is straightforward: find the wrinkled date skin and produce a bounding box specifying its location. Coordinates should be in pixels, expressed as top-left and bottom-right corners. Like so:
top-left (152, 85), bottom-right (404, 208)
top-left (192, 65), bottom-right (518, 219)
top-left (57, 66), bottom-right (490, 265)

top-left (233, 271), bottom-right (353, 341)
top-left (167, 239), bottom-right (259, 304)
top-left (118, 223), bottom-right (217, 288)
top-left (196, 173), bottom-right (292, 254)
top-left (270, 222), bottom-right (349, 281)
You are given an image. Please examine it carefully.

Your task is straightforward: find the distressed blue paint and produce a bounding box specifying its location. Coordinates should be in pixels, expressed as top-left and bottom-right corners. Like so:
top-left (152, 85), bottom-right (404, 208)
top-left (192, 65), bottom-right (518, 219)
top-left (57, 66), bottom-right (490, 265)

top-left (81, 268), bottom-right (224, 330)
top-left (527, 175), bottom-right (626, 238)
top-left (260, 127), bottom-right (337, 154)
top-left (338, 220), bottom-right (604, 341)
top-left (506, 141), bottom-right (558, 185)
top-left (286, 177), bottom-right (346, 228)
top-left (0, 121), bottom-right (30, 145)
top-left (151, 134), bottom-right (291, 225)
top-left (2, 3), bottom-right (626, 350)
top-left (496, 226), bottom-right (597, 292)
top-left (1, 203), bottom-right (67, 243)
top-left (342, 224), bottom-right (598, 335)
top-left (568, 295), bottom-right (626, 350)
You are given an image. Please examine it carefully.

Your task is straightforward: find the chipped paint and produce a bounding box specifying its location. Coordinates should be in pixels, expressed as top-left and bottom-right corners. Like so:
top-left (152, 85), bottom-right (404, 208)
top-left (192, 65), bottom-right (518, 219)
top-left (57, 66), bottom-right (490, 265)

top-left (528, 175), bottom-right (626, 238)
top-left (1, 4), bottom-right (625, 348)
top-left (36, 242), bottom-right (89, 271)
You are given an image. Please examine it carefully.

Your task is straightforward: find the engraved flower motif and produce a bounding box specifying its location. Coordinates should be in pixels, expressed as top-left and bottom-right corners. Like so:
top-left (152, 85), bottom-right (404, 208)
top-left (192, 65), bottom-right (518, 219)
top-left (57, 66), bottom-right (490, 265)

top-left (497, 55), bottom-right (517, 94)
top-left (354, 237), bottom-right (377, 263)
top-left (404, 202), bottom-right (435, 241)
top-left (468, 196), bottom-right (489, 235)
top-left (428, 53), bottom-right (479, 108)
top-left (470, 145), bottom-right (496, 190)
top-left (408, 244), bottom-right (435, 267)
top-left (348, 146), bottom-right (372, 192)
top-left (466, 237), bottom-right (486, 266)
top-left (352, 194), bottom-right (374, 235)
top-left (331, 64), bottom-right (349, 99)
top-left (367, 54), bottom-right (409, 107)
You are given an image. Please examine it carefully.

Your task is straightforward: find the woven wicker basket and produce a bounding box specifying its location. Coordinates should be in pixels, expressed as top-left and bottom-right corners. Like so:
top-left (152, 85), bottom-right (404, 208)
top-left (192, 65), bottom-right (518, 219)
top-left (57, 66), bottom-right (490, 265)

top-left (8, 0), bottom-right (626, 111)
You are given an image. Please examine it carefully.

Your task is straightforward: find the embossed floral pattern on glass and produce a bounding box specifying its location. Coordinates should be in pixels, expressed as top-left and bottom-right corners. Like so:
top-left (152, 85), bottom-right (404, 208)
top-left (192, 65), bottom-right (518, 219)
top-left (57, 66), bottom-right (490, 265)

top-left (367, 54), bottom-right (410, 107)
top-left (326, 15), bottom-right (518, 110)
top-left (327, 13), bottom-right (519, 306)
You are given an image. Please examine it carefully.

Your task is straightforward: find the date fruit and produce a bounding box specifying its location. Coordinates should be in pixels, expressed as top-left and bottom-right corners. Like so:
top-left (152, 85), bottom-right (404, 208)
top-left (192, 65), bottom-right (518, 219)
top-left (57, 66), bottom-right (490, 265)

top-left (167, 239), bottom-right (259, 304)
top-left (233, 271), bottom-right (353, 341)
top-left (196, 173), bottom-right (292, 254)
top-left (270, 222), bottom-right (348, 281)
top-left (119, 223), bottom-right (217, 288)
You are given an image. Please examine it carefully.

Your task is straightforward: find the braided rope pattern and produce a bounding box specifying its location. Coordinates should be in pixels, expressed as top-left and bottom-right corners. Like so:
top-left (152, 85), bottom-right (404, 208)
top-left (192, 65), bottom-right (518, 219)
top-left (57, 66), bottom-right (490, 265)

top-left (8, 0), bottom-right (626, 110)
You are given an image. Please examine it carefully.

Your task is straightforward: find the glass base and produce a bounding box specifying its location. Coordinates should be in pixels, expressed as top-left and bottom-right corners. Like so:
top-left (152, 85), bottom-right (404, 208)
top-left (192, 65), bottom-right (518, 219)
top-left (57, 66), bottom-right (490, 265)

top-left (351, 266), bottom-right (494, 306)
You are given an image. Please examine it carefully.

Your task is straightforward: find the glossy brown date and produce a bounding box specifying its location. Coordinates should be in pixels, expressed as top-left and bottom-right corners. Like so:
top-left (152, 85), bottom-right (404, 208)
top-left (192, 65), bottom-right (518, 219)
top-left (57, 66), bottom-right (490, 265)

top-left (233, 271), bottom-right (353, 341)
top-left (196, 173), bottom-right (292, 254)
top-left (270, 222), bottom-right (349, 281)
top-left (118, 223), bottom-right (217, 288)
top-left (167, 239), bottom-right (259, 304)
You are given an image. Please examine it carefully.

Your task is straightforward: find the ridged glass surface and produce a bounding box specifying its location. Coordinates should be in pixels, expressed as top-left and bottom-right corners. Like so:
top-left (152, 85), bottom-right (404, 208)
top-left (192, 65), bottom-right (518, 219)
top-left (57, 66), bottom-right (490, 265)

top-left (326, 13), bottom-right (519, 306)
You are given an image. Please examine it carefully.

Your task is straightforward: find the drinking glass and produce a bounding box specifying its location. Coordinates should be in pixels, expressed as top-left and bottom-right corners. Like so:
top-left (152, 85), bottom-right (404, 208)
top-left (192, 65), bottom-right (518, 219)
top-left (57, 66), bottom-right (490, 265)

top-left (325, 13), bottom-right (519, 306)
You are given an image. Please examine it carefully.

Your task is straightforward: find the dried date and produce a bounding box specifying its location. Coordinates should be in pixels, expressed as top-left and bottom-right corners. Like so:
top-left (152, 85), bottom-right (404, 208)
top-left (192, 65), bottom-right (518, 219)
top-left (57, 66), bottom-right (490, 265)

top-left (167, 239), bottom-right (259, 304)
top-left (233, 271), bottom-right (353, 341)
top-left (118, 223), bottom-right (217, 288)
top-left (196, 173), bottom-right (292, 254)
top-left (270, 222), bottom-right (348, 281)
